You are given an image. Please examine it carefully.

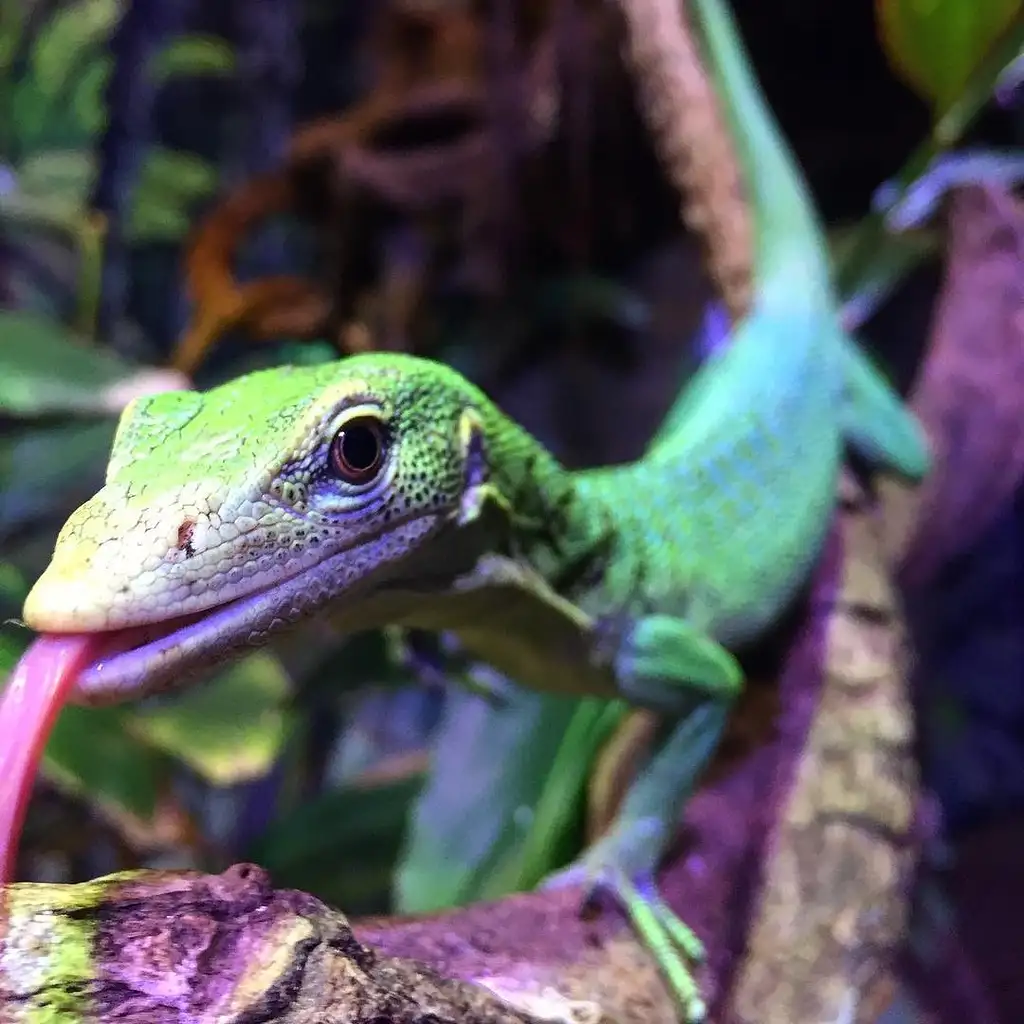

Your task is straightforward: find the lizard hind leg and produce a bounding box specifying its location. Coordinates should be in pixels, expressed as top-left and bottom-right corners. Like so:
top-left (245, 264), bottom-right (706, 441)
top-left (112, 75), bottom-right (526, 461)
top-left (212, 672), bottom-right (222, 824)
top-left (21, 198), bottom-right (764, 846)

top-left (542, 699), bottom-right (732, 1024)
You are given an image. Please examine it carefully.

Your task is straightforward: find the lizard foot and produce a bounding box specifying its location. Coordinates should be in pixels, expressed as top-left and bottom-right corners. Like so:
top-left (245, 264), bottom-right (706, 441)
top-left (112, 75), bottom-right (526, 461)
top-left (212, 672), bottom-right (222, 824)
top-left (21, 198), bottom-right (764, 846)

top-left (542, 819), bottom-right (706, 1023)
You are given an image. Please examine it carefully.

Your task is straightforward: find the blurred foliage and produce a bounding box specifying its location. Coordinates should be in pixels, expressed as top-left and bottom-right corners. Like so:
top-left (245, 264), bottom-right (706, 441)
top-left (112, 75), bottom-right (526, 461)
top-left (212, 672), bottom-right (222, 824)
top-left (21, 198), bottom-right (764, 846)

top-left (0, 0), bottom-right (1021, 931)
top-left (0, 0), bottom-right (230, 327)
top-left (876, 0), bottom-right (1022, 115)
top-left (0, 310), bottom-right (131, 415)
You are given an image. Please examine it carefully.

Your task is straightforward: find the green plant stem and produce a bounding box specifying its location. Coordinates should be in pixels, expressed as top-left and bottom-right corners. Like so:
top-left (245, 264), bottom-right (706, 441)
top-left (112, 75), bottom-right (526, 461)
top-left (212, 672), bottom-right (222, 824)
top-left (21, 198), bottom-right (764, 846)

top-left (836, 16), bottom-right (1024, 296)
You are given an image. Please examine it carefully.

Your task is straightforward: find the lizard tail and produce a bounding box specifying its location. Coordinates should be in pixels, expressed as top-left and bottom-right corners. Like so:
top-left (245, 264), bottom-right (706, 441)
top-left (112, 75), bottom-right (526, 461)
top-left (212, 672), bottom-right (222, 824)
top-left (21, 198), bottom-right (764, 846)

top-left (839, 331), bottom-right (931, 481)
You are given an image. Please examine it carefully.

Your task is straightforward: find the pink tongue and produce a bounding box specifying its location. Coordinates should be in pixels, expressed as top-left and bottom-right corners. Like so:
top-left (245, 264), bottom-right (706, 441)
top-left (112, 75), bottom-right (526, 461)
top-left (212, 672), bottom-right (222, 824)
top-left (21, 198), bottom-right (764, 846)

top-left (0, 634), bottom-right (105, 886)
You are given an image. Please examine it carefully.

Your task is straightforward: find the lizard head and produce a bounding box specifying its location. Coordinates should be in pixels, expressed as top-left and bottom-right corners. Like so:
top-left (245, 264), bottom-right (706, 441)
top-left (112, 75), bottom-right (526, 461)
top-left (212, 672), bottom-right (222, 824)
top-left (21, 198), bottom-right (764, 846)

top-left (21, 353), bottom-right (518, 702)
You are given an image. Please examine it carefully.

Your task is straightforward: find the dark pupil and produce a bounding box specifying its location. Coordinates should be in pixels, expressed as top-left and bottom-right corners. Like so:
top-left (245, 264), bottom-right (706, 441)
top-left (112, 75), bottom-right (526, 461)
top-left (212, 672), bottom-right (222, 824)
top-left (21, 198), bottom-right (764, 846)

top-left (339, 425), bottom-right (380, 472)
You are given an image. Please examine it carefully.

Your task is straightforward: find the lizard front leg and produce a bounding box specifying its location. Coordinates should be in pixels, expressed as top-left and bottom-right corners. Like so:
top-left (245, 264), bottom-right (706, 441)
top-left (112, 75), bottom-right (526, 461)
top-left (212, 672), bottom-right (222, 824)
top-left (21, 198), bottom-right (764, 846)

top-left (545, 614), bottom-right (743, 1023)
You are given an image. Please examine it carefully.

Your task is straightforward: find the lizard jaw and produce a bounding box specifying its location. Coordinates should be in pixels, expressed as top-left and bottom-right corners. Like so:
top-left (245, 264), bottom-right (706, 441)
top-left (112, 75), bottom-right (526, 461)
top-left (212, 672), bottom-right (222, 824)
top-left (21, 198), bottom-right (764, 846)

top-left (67, 588), bottom-right (284, 705)
top-left (35, 516), bottom-right (446, 705)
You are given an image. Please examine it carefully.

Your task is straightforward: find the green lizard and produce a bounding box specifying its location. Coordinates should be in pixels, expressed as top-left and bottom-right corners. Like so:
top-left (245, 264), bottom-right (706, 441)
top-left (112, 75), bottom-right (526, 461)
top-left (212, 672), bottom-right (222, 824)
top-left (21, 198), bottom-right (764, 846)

top-left (18, 0), bottom-right (929, 1017)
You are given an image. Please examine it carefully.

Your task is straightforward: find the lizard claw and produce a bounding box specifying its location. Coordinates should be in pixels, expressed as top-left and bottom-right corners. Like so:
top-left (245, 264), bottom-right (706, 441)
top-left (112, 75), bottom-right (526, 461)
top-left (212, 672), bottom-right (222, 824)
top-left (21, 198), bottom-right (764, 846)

top-left (542, 822), bottom-right (707, 1023)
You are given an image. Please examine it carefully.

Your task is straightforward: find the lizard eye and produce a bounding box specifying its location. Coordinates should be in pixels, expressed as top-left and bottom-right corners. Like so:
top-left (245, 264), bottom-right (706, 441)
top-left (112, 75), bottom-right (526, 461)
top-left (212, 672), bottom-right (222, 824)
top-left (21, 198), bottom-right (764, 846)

top-left (329, 417), bottom-right (386, 484)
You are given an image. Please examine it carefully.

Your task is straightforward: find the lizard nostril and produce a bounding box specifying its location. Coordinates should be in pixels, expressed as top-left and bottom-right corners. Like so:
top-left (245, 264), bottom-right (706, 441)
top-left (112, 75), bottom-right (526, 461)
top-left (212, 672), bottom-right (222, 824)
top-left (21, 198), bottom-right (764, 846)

top-left (176, 519), bottom-right (197, 559)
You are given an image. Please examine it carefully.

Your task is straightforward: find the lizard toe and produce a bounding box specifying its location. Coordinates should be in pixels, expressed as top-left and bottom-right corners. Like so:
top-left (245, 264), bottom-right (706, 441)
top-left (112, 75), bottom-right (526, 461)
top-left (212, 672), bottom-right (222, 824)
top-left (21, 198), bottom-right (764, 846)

top-left (542, 831), bottom-right (707, 1023)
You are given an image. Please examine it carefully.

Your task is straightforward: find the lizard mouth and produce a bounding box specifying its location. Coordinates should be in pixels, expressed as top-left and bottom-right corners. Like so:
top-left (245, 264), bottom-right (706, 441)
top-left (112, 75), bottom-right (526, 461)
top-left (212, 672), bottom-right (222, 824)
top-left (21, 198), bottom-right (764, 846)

top-left (68, 585), bottom-right (284, 705)
top-left (30, 514), bottom-right (449, 705)
top-left (62, 555), bottom-right (396, 705)
top-left (15, 503), bottom-right (459, 707)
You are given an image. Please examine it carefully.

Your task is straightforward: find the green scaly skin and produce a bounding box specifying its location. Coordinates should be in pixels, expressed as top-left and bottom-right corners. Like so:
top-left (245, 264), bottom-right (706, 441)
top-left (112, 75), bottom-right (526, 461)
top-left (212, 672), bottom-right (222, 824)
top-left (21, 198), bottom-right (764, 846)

top-left (22, 0), bottom-right (929, 1018)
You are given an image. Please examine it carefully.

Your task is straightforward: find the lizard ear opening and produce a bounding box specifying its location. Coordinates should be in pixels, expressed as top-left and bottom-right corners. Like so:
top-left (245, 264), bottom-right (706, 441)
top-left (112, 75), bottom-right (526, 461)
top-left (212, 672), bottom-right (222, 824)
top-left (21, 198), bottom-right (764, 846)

top-left (456, 408), bottom-right (501, 525)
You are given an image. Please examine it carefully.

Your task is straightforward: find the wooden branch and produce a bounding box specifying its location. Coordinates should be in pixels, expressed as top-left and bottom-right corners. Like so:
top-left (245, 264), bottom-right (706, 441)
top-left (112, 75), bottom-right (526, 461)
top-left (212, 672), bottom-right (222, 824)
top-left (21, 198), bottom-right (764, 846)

top-left (726, 475), bottom-right (917, 1024)
top-left (173, 1), bottom-right (562, 376)
top-left (613, 0), bottom-right (754, 320)
top-left (880, 184), bottom-right (1024, 590)
top-left (0, 864), bottom-right (553, 1023)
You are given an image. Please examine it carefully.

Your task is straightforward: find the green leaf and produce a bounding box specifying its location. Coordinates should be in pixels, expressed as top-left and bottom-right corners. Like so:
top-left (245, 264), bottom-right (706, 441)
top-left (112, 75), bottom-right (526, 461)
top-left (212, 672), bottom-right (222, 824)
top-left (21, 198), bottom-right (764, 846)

top-left (0, 311), bottom-right (134, 416)
top-left (125, 201), bottom-right (191, 243)
top-left (9, 79), bottom-right (57, 156)
top-left (31, 0), bottom-right (121, 103)
top-left (136, 149), bottom-right (218, 200)
top-left (69, 55), bottom-right (112, 138)
top-left (501, 699), bottom-right (623, 895)
top-left (877, 0), bottom-right (1023, 114)
top-left (0, 420), bottom-right (116, 538)
top-left (127, 653), bottom-right (293, 786)
top-left (0, 189), bottom-right (83, 235)
top-left (396, 689), bottom-right (584, 912)
top-left (149, 35), bottom-right (236, 84)
top-left (4, 150), bottom-right (97, 243)
top-left (16, 151), bottom-right (97, 202)
top-left (0, 0), bottom-right (27, 75)
top-left (0, 626), bottom-right (27, 677)
top-left (8, 61), bottom-right (111, 154)
top-left (248, 774), bottom-right (423, 914)
top-left (0, 563), bottom-right (29, 613)
top-left (126, 149), bottom-right (219, 241)
top-left (44, 706), bottom-right (165, 823)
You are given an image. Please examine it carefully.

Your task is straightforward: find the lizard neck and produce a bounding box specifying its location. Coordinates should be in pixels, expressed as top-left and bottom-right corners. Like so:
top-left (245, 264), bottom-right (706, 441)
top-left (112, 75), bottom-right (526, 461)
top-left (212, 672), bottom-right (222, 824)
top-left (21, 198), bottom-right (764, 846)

top-left (478, 407), bottom-right (617, 596)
